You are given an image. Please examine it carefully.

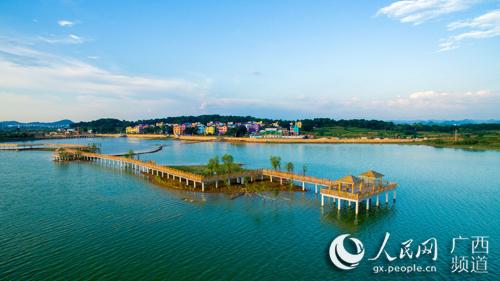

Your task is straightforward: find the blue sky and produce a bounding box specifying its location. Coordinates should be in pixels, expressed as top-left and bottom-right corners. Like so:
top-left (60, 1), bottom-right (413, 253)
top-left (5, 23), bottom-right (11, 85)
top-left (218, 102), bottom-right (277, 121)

top-left (0, 0), bottom-right (499, 122)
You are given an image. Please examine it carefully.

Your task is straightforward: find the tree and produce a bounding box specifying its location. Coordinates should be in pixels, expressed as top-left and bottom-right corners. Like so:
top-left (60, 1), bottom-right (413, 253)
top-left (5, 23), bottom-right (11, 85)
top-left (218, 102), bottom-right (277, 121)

top-left (207, 156), bottom-right (220, 175)
top-left (302, 164), bottom-right (307, 176)
top-left (270, 156), bottom-right (281, 170)
top-left (286, 162), bottom-right (294, 173)
top-left (227, 125), bottom-right (248, 137)
top-left (125, 149), bottom-right (135, 159)
top-left (222, 153), bottom-right (234, 174)
top-left (184, 126), bottom-right (197, 135)
top-left (85, 143), bottom-right (101, 153)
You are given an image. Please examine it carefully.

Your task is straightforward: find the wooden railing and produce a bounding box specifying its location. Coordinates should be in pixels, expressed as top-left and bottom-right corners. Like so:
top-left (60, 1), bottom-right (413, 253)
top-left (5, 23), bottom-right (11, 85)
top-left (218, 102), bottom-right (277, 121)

top-left (261, 169), bottom-right (336, 186)
top-left (203, 169), bottom-right (264, 182)
top-left (0, 143), bottom-right (86, 148)
top-left (321, 189), bottom-right (359, 200)
top-left (321, 182), bottom-right (397, 200)
top-left (357, 183), bottom-right (397, 200)
top-left (50, 146), bottom-right (399, 196)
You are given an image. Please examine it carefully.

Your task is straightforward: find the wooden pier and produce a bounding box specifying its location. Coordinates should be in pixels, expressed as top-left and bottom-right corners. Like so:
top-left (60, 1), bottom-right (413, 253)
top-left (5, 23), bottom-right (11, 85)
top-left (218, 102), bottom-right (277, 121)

top-left (53, 148), bottom-right (270, 192)
top-left (2, 143), bottom-right (398, 216)
top-left (320, 171), bottom-right (397, 214)
top-left (0, 143), bottom-right (86, 150)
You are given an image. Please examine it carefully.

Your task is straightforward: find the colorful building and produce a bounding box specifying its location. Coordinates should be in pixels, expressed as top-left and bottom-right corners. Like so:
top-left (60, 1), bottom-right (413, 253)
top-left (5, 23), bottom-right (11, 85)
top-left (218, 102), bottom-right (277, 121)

top-left (245, 123), bottom-right (260, 133)
top-left (197, 124), bottom-right (206, 135)
top-left (126, 125), bottom-right (143, 134)
top-left (173, 124), bottom-right (185, 136)
top-left (217, 125), bottom-right (228, 135)
top-left (205, 126), bottom-right (215, 135)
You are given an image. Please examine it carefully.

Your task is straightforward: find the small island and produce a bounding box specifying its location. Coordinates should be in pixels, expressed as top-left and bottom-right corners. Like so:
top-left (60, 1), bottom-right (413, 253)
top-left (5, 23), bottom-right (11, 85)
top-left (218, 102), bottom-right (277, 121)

top-left (145, 154), bottom-right (305, 193)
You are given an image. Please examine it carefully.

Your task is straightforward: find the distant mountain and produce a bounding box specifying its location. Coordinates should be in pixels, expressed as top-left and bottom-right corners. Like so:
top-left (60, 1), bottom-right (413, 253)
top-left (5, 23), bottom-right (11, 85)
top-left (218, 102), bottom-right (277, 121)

top-left (0, 119), bottom-right (73, 128)
top-left (392, 119), bottom-right (500, 126)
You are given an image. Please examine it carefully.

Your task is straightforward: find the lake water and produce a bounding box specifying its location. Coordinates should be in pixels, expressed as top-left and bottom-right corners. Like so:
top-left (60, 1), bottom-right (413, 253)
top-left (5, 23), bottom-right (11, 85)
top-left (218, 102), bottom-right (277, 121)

top-left (1, 138), bottom-right (499, 280)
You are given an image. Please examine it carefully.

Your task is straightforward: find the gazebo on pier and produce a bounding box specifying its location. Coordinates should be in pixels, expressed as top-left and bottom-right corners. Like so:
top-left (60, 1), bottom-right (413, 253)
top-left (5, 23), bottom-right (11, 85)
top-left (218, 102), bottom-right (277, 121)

top-left (359, 170), bottom-right (385, 191)
top-left (336, 175), bottom-right (362, 193)
top-left (321, 170), bottom-right (397, 215)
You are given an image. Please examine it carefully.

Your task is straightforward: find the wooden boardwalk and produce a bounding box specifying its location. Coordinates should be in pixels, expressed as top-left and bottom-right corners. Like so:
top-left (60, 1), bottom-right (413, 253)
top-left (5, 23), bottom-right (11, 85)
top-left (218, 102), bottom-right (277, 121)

top-left (261, 169), bottom-right (336, 192)
top-left (2, 142), bottom-right (398, 215)
top-left (0, 143), bottom-right (86, 150)
top-left (55, 149), bottom-right (269, 192)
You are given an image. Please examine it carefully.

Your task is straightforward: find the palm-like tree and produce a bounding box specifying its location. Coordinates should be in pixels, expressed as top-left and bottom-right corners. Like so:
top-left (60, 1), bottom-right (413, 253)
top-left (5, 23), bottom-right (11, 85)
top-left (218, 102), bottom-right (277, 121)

top-left (270, 156), bottom-right (281, 170)
top-left (207, 156), bottom-right (220, 175)
top-left (286, 162), bottom-right (294, 173)
top-left (302, 164), bottom-right (307, 176)
top-left (222, 153), bottom-right (234, 174)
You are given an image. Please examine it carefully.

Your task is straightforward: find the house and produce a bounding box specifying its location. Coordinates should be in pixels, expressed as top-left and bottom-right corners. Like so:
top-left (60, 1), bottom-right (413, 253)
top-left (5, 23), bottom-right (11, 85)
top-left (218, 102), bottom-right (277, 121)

top-left (173, 124), bottom-right (184, 136)
top-left (197, 124), bottom-right (206, 135)
top-left (245, 123), bottom-right (260, 133)
top-left (217, 125), bottom-right (228, 135)
top-left (126, 125), bottom-right (143, 134)
top-left (205, 126), bottom-right (215, 135)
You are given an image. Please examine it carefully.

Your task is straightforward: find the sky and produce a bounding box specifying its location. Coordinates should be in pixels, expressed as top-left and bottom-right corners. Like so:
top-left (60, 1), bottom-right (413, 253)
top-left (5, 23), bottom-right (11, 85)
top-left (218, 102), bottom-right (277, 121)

top-left (0, 0), bottom-right (499, 122)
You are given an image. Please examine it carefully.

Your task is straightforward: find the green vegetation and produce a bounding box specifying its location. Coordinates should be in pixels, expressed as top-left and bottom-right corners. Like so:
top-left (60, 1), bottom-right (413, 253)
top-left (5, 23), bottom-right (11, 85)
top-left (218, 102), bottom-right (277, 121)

top-left (2, 115), bottom-right (498, 150)
top-left (227, 125), bottom-right (248, 137)
top-left (124, 149), bottom-right (135, 159)
top-left (150, 173), bottom-right (303, 194)
top-left (71, 115), bottom-right (282, 133)
top-left (0, 131), bottom-right (37, 141)
top-left (302, 165), bottom-right (307, 176)
top-left (207, 156), bottom-right (220, 175)
top-left (171, 154), bottom-right (244, 176)
top-left (270, 156), bottom-right (281, 170)
top-left (82, 143), bottom-right (101, 153)
top-left (423, 133), bottom-right (500, 150)
top-left (170, 164), bottom-right (245, 176)
top-left (222, 154), bottom-right (234, 173)
top-left (286, 162), bottom-right (294, 173)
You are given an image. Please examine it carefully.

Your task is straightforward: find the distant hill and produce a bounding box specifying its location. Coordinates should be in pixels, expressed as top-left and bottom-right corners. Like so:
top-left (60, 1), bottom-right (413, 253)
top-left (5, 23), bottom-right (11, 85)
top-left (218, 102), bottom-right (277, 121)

top-left (0, 119), bottom-right (73, 128)
top-left (392, 119), bottom-right (500, 126)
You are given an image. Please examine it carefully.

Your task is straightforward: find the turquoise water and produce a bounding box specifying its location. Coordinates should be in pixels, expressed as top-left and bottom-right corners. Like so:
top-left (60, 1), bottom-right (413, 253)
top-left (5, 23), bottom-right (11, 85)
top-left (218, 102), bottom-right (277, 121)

top-left (1, 138), bottom-right (499, 280)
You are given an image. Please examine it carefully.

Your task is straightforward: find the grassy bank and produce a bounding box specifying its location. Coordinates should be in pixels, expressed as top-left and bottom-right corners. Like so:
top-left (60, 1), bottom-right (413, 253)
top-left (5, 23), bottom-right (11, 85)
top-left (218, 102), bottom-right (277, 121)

top-left (422, 135), bottom-right (500, 150)
top-left (169, 163), bottom-right (245, 176)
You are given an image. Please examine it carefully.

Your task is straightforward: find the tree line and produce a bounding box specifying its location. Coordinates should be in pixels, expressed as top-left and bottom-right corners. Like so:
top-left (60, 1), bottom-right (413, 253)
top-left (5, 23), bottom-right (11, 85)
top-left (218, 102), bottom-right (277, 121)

top-left (70, 116), bottom-right (500, 134)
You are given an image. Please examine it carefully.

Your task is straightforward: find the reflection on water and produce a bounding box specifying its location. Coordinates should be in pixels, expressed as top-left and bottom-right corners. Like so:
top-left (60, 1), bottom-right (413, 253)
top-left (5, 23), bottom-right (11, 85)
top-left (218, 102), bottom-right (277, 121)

top-left (0, 138), bottom-right (499, 280)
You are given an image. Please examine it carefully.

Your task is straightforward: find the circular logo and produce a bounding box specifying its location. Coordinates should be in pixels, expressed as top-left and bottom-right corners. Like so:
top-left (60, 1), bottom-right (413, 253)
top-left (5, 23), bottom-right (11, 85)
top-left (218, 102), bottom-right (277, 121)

top-left (329, 234), bottom-right (365, 270)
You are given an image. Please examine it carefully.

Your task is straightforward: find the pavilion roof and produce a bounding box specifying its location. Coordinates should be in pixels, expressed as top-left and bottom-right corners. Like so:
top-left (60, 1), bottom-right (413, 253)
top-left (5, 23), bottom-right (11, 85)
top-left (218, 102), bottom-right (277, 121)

top-left (337, 175), bottom-right (362, 184)
top-left (359, 170), bottom-right (384, 178)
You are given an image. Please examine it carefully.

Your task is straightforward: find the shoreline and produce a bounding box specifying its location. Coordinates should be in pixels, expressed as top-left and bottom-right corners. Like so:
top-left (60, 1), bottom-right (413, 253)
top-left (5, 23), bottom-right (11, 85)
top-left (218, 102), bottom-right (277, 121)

top-left (1, 133), bottom-right (498, 150)
top-left (95, 134), bottom-right (424, 144)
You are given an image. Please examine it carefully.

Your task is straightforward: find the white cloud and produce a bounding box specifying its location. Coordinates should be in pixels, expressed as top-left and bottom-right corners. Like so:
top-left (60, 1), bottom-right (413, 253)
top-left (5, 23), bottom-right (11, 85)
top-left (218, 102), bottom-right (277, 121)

top-left (198, 90), bottom-right (498, 119)
top-left (377, 0), bottom-right (476, 25)
top-left (0, 38), bottom-right (209, 121)
top-left (57, 20), bottom-right (75, 27)
top-left (345, 90), bottom-right (499, 119)
top-left (38, 34), bottom-right (86, 44)
top-left (440, 9), bottom-right (500, 51)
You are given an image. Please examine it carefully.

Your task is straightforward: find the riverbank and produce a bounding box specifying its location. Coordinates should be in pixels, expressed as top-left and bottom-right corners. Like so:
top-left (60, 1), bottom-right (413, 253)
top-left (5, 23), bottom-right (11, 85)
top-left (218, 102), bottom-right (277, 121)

top-left (420, 139), bottom-right (500, 150)
top-left (222, 136), bottom-right (422, 144)
top-left (3, 133), bottom-right (498, 150)
top-left (96, 133), bottom-right (168, 139)
top-left (96, 133), bottom-right (423, 144)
